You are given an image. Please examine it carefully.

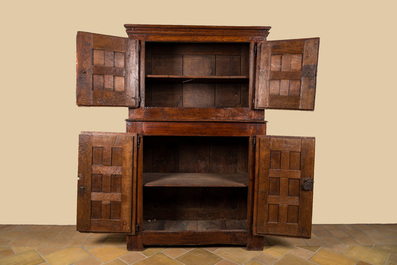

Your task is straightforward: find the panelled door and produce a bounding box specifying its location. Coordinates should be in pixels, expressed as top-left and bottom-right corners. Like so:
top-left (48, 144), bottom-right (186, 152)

top-left (77, 132), bottom-right (137, 233)
top-left (76, 32), bottom-right (140, 107)
top-left (255, 38), bottom-right (319, 110)
top-left (254, 136), bottom-right (315, 238)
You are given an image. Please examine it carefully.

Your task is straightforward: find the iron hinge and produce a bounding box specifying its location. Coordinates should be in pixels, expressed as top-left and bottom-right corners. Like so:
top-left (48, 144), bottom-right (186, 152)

top-left (254, 43), bottom-right (257, 56)
top-left (135, 224), bottom-right (140, 233)
top-left (138, 42), bottom-right (141, 54)
top-left (137, 136), bottom-right (141, 149)
top-left (252, 137), bottom-right (256, 146)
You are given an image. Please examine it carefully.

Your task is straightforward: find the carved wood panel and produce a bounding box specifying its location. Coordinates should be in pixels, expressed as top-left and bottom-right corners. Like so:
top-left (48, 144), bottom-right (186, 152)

top-left (76, 32), bottom-right (139, 107)
top-left (254, 136), bottom-right (315, 237)
top-left (77, 132), bottom-right (137, 233)
top-left (255, 38), bottom-right (319, 110)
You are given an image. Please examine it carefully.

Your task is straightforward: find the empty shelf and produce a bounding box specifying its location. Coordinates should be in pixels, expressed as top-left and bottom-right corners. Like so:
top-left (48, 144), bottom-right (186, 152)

top-left (143, 173), bottom-right (248, 187)
top-left (146, 75), bottom-right (249, 82)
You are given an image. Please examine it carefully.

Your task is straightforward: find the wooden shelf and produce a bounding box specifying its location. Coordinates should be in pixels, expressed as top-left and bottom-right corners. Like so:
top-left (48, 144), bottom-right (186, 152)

top-left (144, 219), bottom-right (247, 232)
top-left (146, 75), bottom-right (249, 82)
top-left (143, 173), bottom-right (248, 187)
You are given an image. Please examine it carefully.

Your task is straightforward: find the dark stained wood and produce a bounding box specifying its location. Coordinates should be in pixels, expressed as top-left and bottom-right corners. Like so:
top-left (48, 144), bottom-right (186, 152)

top-left (255, 41), bottom-right (271, 109)
top-left (254, 136), bottom-right (315, 238)
top-left (215, 83), bottom-right (246, 107)
top-left (144, 42), bottom-right (250, 108)
top-left (76, 24), bottom-right (319, 251)
top-left (143, 187), bottom-right (247, 221)
top-left (146, 43), bottom-right (249, 75)
top-left (300, 39), bottom-right (320, 109)
top-left (127, 235), bottom-right (143, 251)
top-left (125, 24), bottom-right (270, 42)
top-left (143, 136), bottom-right (249, 181)
top-left (210, 142), bottom-right (238, 173)
top-left (270, 71), bottom-right (302, 80)
top-left (178, 140), bottom-right (210, 172)
top-left (143, 173), bottom-right (248, 187)
top-left (184, 55), bottom-right (215, 76)
top-left (146, 75), bottom-right (249, 81)
top-left (77, 132), bottom-right (137, 233)
top-left (143, 220), bottom-right (247, 231)
top-left (91, 192), bottom-right (121, 201)
top-left (151, 55), bottom-right (182, 75)
top-left (183, 83), bottom-right (216, 108)
top-left (137, 35), bottom-right (262, 42)
top-left (145, 81), bottom-right (249, 108)
top-left (76, 32), bottom-right (139, 107)
top-left (125, 38), bottom-right (140, 108)
top-left (127, 121), bottom-right (266, 136)
top-left (132, 134), bottom-right (144, 251)
top-left (216, 55), bottom-right (242, 75)
top-left (255, 38), bottom-right (319, 110)
top-left (146, 83), bottom-right (183, 107)
top-left (128, 107), bottom-right (264, 122)
top-left (246, 136), bottom-right (256, 237)
top-left (152, 137), bottom-right (179, 172)
top-left (299, 138), bottom-right (315, 237)
top-left (149, 42), bottom-right (248, 55)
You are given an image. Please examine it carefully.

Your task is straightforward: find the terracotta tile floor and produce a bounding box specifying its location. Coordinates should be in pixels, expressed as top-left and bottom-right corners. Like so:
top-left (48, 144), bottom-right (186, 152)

top-left (0, 224), bottom-right (396, 265)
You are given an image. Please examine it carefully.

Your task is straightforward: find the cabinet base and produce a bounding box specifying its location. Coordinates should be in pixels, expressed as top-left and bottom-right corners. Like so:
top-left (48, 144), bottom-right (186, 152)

top-left (126, 231), bottom-right (264, 251)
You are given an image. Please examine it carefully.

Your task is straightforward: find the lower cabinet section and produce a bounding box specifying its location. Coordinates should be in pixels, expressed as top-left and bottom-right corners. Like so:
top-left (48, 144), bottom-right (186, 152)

top-left (142, 136), bottom-right (249, 239)
top-left (76, 132), bottom-right (315, 250)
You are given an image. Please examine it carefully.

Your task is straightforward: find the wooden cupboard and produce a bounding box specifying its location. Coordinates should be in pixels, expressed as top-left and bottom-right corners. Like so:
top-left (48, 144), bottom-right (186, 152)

top-left (75, 24), bottom-right (319, 250)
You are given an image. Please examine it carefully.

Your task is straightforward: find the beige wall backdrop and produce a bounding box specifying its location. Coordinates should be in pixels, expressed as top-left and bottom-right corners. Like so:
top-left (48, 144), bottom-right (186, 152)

top-left (1, 0), bottom-right (396, 225)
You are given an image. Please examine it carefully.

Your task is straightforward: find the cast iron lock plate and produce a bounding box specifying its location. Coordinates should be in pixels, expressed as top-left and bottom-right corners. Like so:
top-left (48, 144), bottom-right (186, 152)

top-left (302, 178), bottom-right (314, 191)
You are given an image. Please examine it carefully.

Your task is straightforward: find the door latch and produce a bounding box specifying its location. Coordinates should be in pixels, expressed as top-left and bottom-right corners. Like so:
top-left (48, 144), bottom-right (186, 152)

top-left (302, 178), bottom-right (314, 191)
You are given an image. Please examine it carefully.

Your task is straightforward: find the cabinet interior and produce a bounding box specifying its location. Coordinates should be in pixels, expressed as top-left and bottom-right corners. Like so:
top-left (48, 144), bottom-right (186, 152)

top-left (145, 42), bottom-right (250, 108)
top-left (143, 136), bottom-right (249, 231)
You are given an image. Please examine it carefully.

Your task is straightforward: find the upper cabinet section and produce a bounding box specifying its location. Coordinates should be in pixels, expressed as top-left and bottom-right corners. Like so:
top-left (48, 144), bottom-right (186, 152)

top-left (76, 32), bottom-right (140, 107)
top-left (145, 42), bottom-right (250, 108)
top-left (76, 25), bottom-right (319, 115)
top-left (255, 38), bottom-right (320, 110)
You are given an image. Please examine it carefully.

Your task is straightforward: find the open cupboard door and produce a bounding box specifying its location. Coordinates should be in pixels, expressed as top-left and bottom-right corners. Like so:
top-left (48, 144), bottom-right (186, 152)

top-left (254, 136), bottom-right (315, 237)
top-left (77, 132), bottom-right (137, 233)
top-left (255, 38), bottom-right (319, 110)
top-left (76, 32), bottom-right (140, 107)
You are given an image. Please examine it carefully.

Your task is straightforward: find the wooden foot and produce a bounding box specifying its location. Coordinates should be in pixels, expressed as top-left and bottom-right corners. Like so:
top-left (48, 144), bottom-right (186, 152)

top-left (246, 235), bottom-right (264, 250)
top-left (127, 235), bottom-right (144, 251)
